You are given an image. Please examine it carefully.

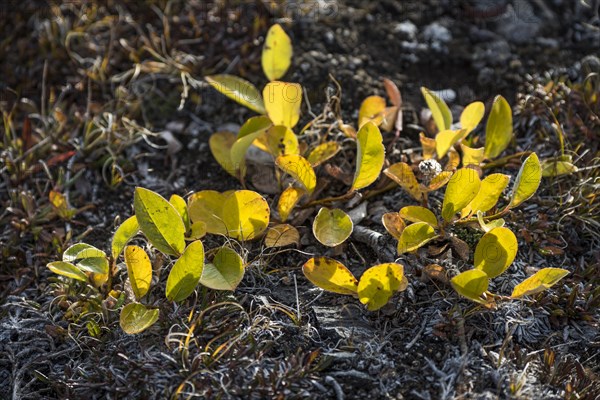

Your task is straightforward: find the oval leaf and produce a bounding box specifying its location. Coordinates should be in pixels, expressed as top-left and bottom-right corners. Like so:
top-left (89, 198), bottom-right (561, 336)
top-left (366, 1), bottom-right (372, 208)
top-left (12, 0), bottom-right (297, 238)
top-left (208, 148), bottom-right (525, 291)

top-left (435, 129), bottom-right (464, 159)
top-left (397, 222), bottom-right (438, 254)
top-left (351, 122), bottom-right (385, 191)
top-left (509, 153), bottom-right (542, 208)
top-left (313, 208), bottom-right (353, 247)
top-left (541, 159), bottom-right (578, 177)
top-left (382, 212), bottom-right (406, 240)
top-left (222, 190), bottom-right (270, 241)
top-left (262, 24), bottom-right (292, 81)
top-left (484, 95), bottom-right (513, 159)
top-left (307, 141), bottom-right (340, 166)
top-left (384, 162), bottom-right (422, 200)
top-left (230, 116), bottom-right (273, 172)
top-left (358, 263), bottom-right (406, 311)
top-left (264, 224), bottom-right (300, 248)
top-left (398, 206), bottom-right (438, 226)
top-left (460, 101), bottom-right (485, 135)
top-left (209, 131), bottom-right (243, 178)
top-left (474, 227), bottom-right (517, 278)
top-left (120, 303), bottom-right (159, 335)
top-left (441, 168), bottom-right (481, 221)
top-left (358, 95), bottom-right (386, 127)
top-left (205, 75), bottom-right (266, 114)
top-left (47, 261), bottom-right (87, 282)
top-left (511, 268), bottom-right (569, 298)
top-left (63, 243), bottom-right (105, 262)
top-left (170, 194), bottom-right (190, 231)
top-left (124, 245), bottom-right (152, 300)
top-left (462, 173), bottom-right (510, 217)
top-left (76, 257), bottom-right (109, 275)
top-left (420, 132), bottom-right (436, 160)
top-left (451, 269), bottom-right (489, 304)
top-left (111, 216), bottom-right (139, 260)
top-left (188, 190), bottom-right (229, 236)
top-left (165, 240), bottom-right (205, 302)
top-left (302, 257), bottom-right (358, 295)
top-left (421, 87), bottom-right (452, 132)
top-left (278, 186), bottom-right (305, 222)
top-left (134, 188), bottom-right (186, 256)
top-left (263, 82), bottom-right (302, 128)
top-left (199, 247), bottom-right (245, 291)
top-left (263, 125), bottom-right (299, 157)
top-left (276, 154), bottom-right (316, 195)
top-left (460, 144), bottom-right (485, 166)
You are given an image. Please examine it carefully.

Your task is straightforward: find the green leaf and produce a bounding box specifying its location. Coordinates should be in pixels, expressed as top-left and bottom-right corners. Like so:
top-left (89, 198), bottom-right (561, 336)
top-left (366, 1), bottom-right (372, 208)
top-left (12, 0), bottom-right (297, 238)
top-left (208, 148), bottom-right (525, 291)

top-left (276, 154), bottom-right (316, 195)
top-left (358, 263), bottom-right (407, 311)
top-left (509, 153), bottom-right (542, 208)
top-left (47, 261), bottom-right (88, 282)
top-left (451, 269), bottom-right (489, 304)
top-left (302, 257), bottom-right (358, 295)
top-left (230, 116), bottom-right (273, 173)
top-left (351, 121), bottom-right (385, 191)
top-left (462, 173), bottom-right (510, 217)
top-left (165, 240), bottom-right (205, 302)
top-left (441, 168), bottom-right (481, 221)
top-left (484, 95), bottom-right (513, 159)
top-left (474, 227), bottom-right (517, 278)
top-left (421, 87), bottom-right (452, 131)
top-left (169, 194), bottom-right (190, 231)
top-left (111, 216), bottom-right (139, 260)
top-left (398, 206), bottom-right (438, 226)
top-left (124, 245), bottom-right (152, 300)
top-left (119, 303), bottom-right (159, 335)
top-left (76, 257), bottom-right (109, 274)
top-left (261, 24), bottom-right (293, 81)
top-left (134, 187), bottom-right (186, 256)
top-left (199, 247), bottom-right (244, 291)
top-left (511, 268), bottom-right (569, 298)
top-left (205, 75), bottom-right (266, 114)
top-left (397, 222), bottom-right (438, 254)
top-left (63, 243), bottom-right (105, 262)
top-left (312, 208), bottom-right (353, 247)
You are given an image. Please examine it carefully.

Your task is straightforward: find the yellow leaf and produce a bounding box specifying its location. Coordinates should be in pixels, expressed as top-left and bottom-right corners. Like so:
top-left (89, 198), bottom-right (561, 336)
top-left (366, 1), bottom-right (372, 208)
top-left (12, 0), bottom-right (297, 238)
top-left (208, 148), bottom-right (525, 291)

top-left (47, 261), bottom-right (88, 282)
top-left (509, 153), bottom-right (542, 208)
top-left (351, 122), bottom-right (385, 191)
top-left (120, 303), bottom-right (159, 335)
top-left (278, 186), bottom-right (305, 222)
top-left (384, 162), bottom-right (422, 200)
top-left (124, 245), bottom-right (152, 300)
top-left (460, 144), bottom-right (485, 166)
top-left (459, 101), bottom-right (485, 135)
top-left (421, 87), bottom-right (452, 131)
top-left (188, 191), bottom-right (228, 236)
top-left (188, 221), bottom-right (207, 240)
top-left (462, 173), bottom-right (510, 217)
top-left (169, 194), bottom-right (190, 231)
top-left (313, 208), bottom-right (353, 247)
top-left (380, 106), bottom-right (400, 132)
top-left (209, 131), bottom-right (244, 178)
top-left (476, 211), bottom-right (505, 233)
top-left (474, 227), bottom-right (517, 278)
top-left (263, 81), bottom-right (302, 128)
top-left (264, 224), bottom-right (300, 248)
top-left (230, 116), bottom-right (273, 175)
top-left (358, 95), bottom-right (386, 128)
top-left (420, 132), bottom-right (436, 160)
top-left (358, 263), bottom-right (407, 311)
top-left (398, 206), bottom-right (438, 226)
top-left (450, 269), bottom-right (489, 304)
top-left (441, 168), bottom-right (481, 221)
top-left (275, 154), bottom-right (316, 195)
top-left (426, 170), bottom-right (453, 191)
top-left (397, 222), bottom-right (438, 254)
top-left (541, 159), bottom-right (578, 177)
top-left (111, 216), bottom-right (139, 260)
top-left (511, 268), bottom-right (569, 298)
top-left (166, 240), bottom-right (204, 302)
top-left (263, 125), bottom-right (299, 157)
top-left (435, 129), bottom-right (464, 159)
top-left (222, 190), bottom-right (270, 241)
top-left (262, 24), bottom-right (292, 81)
top-left (205, 75), bottom-right (265, 114)
top-left (307, 141), bottom-right (340, 166)
top-left (302, 257), bottom-right (358, 295)
top-left (199, 247), bottom-right (245, 291)
top-left (484, 95), bottom-right (513, 159)
top-left (445, 148), bottom-right (460, 171)
top-left (381, 212), bottom-right (406, 240)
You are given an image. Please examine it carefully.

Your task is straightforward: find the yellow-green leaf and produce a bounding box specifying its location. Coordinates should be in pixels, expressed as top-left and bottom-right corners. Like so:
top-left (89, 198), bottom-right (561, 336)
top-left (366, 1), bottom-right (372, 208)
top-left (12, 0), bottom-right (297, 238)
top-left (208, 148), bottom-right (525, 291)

top-left (398, 206), bottom-right (438, 226)
top-left (188, 221), bottom-right (207, 240)
top-left (124, 245), bottom-right (152, 300)
top-left (276, 154), bottom-right (316, 195)
top-left (263, 82), bottom-right (302, 128)
top-left (264, 224), bottom-right (300, 248)
top-left (460, 144), bottom-right (485, 166)
top-left (474, 227), bottom-right (517, 278)
top-left (278, 186), bottom-right (305, 222)
top-left (170, 194), bottom-right (190, 231)
top-left (421, 87), bottom-right (452, 131)
top-left (451, 269), bottom-right (489, 304)
top-left (462, 173), bottom-right (510, 217)
top-left (134, 187), bottom-right (186, 256)
top-left (76, 257), bottom-right (109, 275)
top-left (351, 122), bottom-right (385, 191)
top-left (199, 247), bottom-right (244, 291)
top-left (165, 240), bottom-right (204, 302)
top-left (205, 75), bottom-right (266, 114)
top-left (261, 24), bottom-right (292, 81)
top-left (381, 212), bottom-right (406, 240)
top-left (302, 257), bottom-right (358, 295)
top-left (222, 190), bottom-right (270, 241)
top-left (541, 159), bottom-right (578, 177)
top-left (209, 131), bottom-right (243, 178)
top-left (509, 153), bottom-right (542, 208)
top-left (188, 191), bottom-right (228, 236)
top-left (435, 129), bottom-right (464, 159)
top-left (511, 268), bottom-right (569, 298)
top-left (484, 95), bottom-right (513, 159)
top-left (441, 168), bottom-right (481, 221)
top-left (307, 141), bottom-right (340, 166)
top-left (397, 222), bottom-right (438, 254)
top-left (358, 95), bottom-right (386, 127)
top-left (313, 208), bottom-right (353, 247)
top-left (111, 216), bottom-right (139, 260)
top-left (63, 243), bottom-right (105, 262)
top-left (358, 263), bottom-right (406, 311)
top-left (47, 261), bottom-right (87, 282)
top-left (230, 116), bottom-right (273, 172)
top-left (460, 101), bottom-right (485, 135)
top-left (120, 303), bottom-right (159, 335)
top-left (384, 162), bottom-right (422, 200)
top-left (476, 211), bottom-right (505, 233)
top-left (263, 125), bottom-right (299, 157)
